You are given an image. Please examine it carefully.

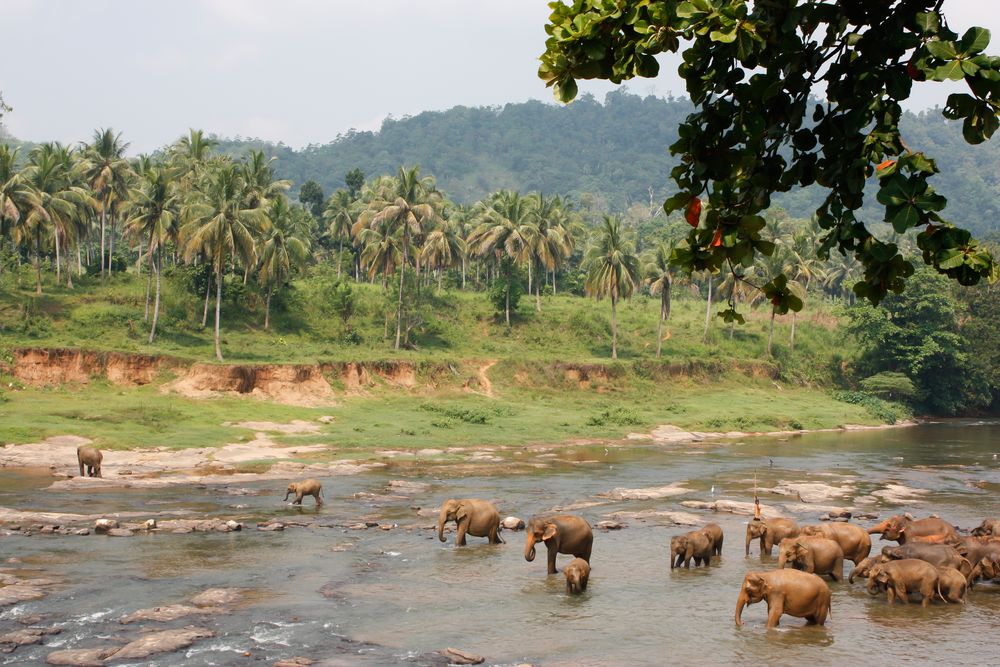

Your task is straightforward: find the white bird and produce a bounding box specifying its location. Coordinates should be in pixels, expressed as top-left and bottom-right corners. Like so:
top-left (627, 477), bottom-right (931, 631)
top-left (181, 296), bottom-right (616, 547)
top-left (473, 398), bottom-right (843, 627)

top-left (710, 485), bottom-right (716, 495)
top-left (604, 448), bottom-right (609, 456)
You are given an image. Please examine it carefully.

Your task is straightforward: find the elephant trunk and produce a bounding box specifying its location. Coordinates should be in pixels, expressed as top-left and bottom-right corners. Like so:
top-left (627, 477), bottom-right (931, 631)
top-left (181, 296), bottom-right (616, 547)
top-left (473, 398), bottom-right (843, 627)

top-left (524, 534), bottom-right (537, 562)
top-left (866, 575), bottom-right (880, 596)
top-left (777, 550), bottom-right (787, 569)
top-left (437, 507), bottom-right (449, 543)
top-left (745, 530), bottom-right (752, 556)
top-left (735, 591), bottom-right (748, 627)
top-left (867, 520), bottom-right (888, 535)
top-left (283, 490), bottom-right (291, 502)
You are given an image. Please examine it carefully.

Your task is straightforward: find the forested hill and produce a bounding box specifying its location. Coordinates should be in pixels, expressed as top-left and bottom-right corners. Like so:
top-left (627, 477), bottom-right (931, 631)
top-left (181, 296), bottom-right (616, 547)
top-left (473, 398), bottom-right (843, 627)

top-left (212, 90), bottom-right (999, 236)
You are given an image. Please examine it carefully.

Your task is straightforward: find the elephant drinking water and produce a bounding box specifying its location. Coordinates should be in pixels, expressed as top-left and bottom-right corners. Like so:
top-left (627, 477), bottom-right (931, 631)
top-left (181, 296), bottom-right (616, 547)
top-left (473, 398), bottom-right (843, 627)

top-left (437, 498), bottom-right (503, 546)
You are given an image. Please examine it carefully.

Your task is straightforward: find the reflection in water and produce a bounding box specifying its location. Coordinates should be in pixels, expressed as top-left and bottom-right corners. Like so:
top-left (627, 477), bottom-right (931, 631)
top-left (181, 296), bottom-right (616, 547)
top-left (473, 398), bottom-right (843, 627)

top-left (0, 420), bottom-right (999, 665)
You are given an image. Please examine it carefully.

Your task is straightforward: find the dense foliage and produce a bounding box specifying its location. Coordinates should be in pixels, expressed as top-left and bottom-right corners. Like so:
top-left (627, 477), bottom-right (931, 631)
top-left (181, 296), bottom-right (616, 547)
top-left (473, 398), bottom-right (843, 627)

top-left (540, 0), bottom-right (999, 312)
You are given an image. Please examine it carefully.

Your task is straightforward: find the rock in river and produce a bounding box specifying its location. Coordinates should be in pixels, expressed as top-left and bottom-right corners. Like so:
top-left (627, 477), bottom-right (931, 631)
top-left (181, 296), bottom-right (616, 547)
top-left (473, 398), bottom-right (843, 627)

top-left (501, 516), bottom-right (524, 530)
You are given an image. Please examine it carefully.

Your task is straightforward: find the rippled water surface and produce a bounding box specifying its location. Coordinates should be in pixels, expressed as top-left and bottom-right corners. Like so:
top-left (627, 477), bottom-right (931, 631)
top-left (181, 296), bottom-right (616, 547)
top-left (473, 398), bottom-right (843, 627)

top-left (2, 420), bottom-right (1000, 665)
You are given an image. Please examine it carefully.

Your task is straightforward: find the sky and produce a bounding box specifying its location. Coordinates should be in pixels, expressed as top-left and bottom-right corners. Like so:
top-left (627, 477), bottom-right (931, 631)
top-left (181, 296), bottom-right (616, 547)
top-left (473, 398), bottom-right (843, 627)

top-left (0, 0), bottom-right (994, 154)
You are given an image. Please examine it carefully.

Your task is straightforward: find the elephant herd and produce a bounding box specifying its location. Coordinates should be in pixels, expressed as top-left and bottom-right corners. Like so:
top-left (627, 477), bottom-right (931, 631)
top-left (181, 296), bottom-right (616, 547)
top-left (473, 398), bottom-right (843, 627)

top-left (737, 513), bottom-right (1000, 628)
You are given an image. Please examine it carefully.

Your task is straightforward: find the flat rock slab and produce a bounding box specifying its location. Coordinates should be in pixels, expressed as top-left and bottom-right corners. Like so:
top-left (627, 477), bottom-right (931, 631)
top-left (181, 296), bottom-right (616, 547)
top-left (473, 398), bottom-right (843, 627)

top-left (119, 604), bottom-right (222, 624)
top-left (273, 658), bottom-right (315, 666)
top-left (680, 499), bottom-right (783, 518)
top-left (606, 510), bottom-right (702, 526)
top-left (190, 588), bottom-right (241, 607)
top-left (46, 647), bottom-right (116, 666)
top-left (438, 648), bottom-right (485, 665)
top-left (46, 627), bottom-right (214, 665)
top-left (596, 484), bottom-right (689, 500)
top-left (0, 582), bottom-right (50, 606)
top-left (0, 626), bottom-right (61, 650)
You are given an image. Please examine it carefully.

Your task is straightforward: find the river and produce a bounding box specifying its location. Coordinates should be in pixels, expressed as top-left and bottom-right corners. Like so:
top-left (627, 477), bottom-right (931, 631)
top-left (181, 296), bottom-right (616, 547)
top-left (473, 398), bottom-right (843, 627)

top-left (1, 420), bottom-right (999, 665)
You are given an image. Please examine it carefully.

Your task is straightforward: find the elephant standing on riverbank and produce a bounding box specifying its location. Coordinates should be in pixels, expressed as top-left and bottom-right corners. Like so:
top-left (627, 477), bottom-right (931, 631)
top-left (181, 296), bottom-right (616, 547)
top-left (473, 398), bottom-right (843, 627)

top-left (735, 569), bottom-right (831, 629)
top-left (745, 518), bottom-right (799, 556)
top-left (77, 445), bottom-right (103, 478)
top-left (778, 536), bottom-right (845, 581)
top-left (524, 515), bottom-right (593, 575)
top-left (801, 522), bottom-right (871, 565)
top-left (868, 515), bottom-right (959, 546)
top-left (437, 499), bottom-right (503, 546)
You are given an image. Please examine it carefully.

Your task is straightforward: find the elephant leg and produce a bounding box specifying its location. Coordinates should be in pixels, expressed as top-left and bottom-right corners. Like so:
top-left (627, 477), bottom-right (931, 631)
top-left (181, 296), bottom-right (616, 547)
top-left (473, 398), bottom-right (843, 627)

top-left (886, 587), bottom-right (895, 604)
top-left (456, 518), bottom-right (469, 546)
top-left (896, 583), bottom-right (909, 604)
top-left (313, 492), bottom-right (322, 506)
top-left (94, 464), bottom-right (102, 478)
top-left (921, 582), bottom-right (934, 607)
top-left (832, 557), bottom-right (843, 582)
top-left (765, 599), bottom-right (784, 629)
top-left (547, 545), bottom-right (558, 575)
top-left (294, 492), bottom-right (304, 505)
top-left (566, 580), bottom-right (573, 595)
top-left (79, 460), bottom-right (85, 477)
top-left (763, 537), bottom-right (772, 556)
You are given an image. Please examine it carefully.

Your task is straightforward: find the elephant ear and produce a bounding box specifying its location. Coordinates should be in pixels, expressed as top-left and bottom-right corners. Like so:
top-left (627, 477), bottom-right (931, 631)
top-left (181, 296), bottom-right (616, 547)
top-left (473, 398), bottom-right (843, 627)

top-left (455, 503), bottom-right (469, 521)
top-left (542, 523), bottom-right (558, 541)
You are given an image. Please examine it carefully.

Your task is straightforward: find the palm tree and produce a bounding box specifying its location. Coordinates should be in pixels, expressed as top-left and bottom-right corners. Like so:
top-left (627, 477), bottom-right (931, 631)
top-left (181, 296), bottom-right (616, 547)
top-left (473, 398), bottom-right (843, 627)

top-left (423, 219), bottom-right (466, 290)
top-left (531, 193), bottom-right (573, 311)
top-left (257, 196), bottom-right (310, 329)
top-left (84, 129), bottom-right (132, 276)
top-left (323, 189), bottom-right (357, 278)
top-left (585, 215), bottom-right (640, 360)
top-left (182, 163), bottom-right (267, 361)
top-left (643, 242), bottom-right (675, 358)
top-left (360, 166), bottom-right (439, 349)
top-left (125, 166), bottom-right (178, 343)
top-left (0, 146), bottom-right (43, 273)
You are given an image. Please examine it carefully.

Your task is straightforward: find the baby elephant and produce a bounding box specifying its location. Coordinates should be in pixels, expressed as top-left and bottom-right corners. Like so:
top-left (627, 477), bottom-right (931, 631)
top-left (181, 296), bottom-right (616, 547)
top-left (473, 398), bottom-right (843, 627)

top-left (848, 555), bottom-right (882, 584)
top-left (671, 530), bottom-right (713, 569)
top-left (936, 566), bottom-right (968, 603)
top-left (735, 569), bottom-right (832, 629)
top-left (703, 523), bottom-right (724, 556)
top-left (77, 445), bottom-right (103, 478)
top-left (564, 557), bottom-right (590, 594)
top-left (284, 479), bottom-right (323, 506)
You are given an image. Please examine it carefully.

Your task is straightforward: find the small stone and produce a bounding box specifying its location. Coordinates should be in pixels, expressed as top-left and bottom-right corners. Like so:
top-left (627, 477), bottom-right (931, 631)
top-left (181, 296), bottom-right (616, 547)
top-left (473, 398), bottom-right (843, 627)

top-left (364, 521), bottom-right (379, 528)
top-left (106, 528), bottom-right (134, 537)
top-left (45, 647), bottom-right (116, 666)
top-left (94, 519), bottom-right (119, 533)
top-left (74, 528), bottom-right (90, 536)
top-left (215, 523), bottom-right (232, 533)
top-left (439, 648), bottom-right (485, 665)
top-left (226, 520), bottom-right (242, 531)
top-left (501, 516), bottom-right (525, 530)
top-left (172, 527), bottom-right (194, 534)
top-left (144, 519), bottom-right (158, 530)
top-left (191, 588), bottom-right (241, 607)
top-left (119, 469), bottom-right (133, 476)
top-left (317, 415), bottom-right (335, 424)
top-left (39, 526), bottom-right (56, 534)
top-left (595, 520), bottom-right (626, 531)
top-left (274, 657), bottom-right (315, 667)
top-left (378, 524), bottom-right (396, 531)
top-left (258, 523), bottom-right (285, 532)
top-left (347, 523), bottom-right (368, 530)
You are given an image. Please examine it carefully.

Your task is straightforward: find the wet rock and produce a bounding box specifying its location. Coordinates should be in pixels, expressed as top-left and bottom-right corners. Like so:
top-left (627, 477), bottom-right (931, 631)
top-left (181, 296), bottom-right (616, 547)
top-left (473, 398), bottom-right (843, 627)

top-left (190, 588), bottom-right (241, 607)
top-left (595, 520), bottom-right (626, 531)
top-left (0, 626), bottom-right (61, 650)
top-left (172, 527), bottom-right (193, 534)
top-left (0, 582), bottom-right (49, 606)
top-left (94, 519), bottom-right (119, 533)
top-left (680, 500), bottom-right (782, 518)
top-left (106, 528), bottom-right (134, 537)
top-left (378, 524), bottom-right (396, 531)
top-left (608, 510), bottom-right (701, 526)
top-left (274, 658), bottom-right (315, 667)
top-left (39, 525), bottom-right (57, 534)
top-left (596, 483), bottom-right (689, 500)
top-left (387, 480), bottom-right (430, 494)
top-left (772, 481), bottom-right (853, 503)
top-left (46, 647), bottom-right (116, 666)
top-left (120, 604), bottom-right (220, 624)
top-left (258, 523), bottom-right (284, 532)
top-left (143, 519), bottom-right (157, 530)
top-left (16, 614), bottom-right (47, 625)
top-left (501, 516), bottom-right (525, 530)
top-left (118, 469), bottom-right (133, 476)
top-left (438, 648), bottom-right (484, 665)
top-left (214, 523), bottom-right (232, 533)
top-left (364, 521), bottom-right (379, 528)
top-left (109, 626), bottom-right (215, 661)
top-left (226, 520), bottom-right (243, 531)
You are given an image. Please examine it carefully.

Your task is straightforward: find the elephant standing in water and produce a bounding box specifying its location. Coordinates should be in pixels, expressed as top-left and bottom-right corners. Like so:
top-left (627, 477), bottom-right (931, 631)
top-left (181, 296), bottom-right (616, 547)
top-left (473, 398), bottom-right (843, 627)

top-left (564, 558), bottom-right (590, 594)
top-left (881, 543), bottom-right (974, 582)
top-left (745, 518), bottom-right (799, 556)
top-left (77, 445), bottom-right (103, 478)
top-left (524, 515), bottom-right (593, 575)
top-left (284, 479), bottom-right (323, 506)
top-left (778, 536), bottom-right (845, 581)
top-left (735, 569), bottom-right (831, 629)
top-left (868, 515), bottom-right (959, 545)
top-left (867, 558), bottom-right (940, 606)
top-left (800, 522), bottom-right (871, 565)
top-left (670, 530), bottom-right (713, 569)
top-left (437, 499), bottom-right (503, 546)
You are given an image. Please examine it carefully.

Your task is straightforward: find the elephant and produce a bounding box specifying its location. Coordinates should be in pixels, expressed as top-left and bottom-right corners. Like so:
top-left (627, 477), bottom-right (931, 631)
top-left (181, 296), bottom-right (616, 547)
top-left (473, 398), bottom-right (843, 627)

top-left (703, 523), bottom-right (724, 556)
top-left (973, 553), bottom-right (1000, 580)
top-left (970, 518), bottom-right (1000, 537)
top-left (745, 517), bottom-right (800, 556)
top-left (777, 536), bottom-right (845, 581)
top-left (437, 498), bottom-right (503, 546)
top-left (867, 558), bottom-right (939, 606)
top-left (77, 445), bottom-right (103, 478)
top-left (670, 530), bottom-right (713, 569)
top-left (881, 543), bottom-right (974, 582)
top-left (935, 566), bottom-right (968, 603)
top-left (868, 515), bottom-right (959, 546)
top-left (524, 515), bottom-right (593, 575)
top-left (959, 535), bottom-right (1000, 572)
top-left (564, 557), bottom-right (590, 594)
top-left (735, 569), bottom-right (831, 629)
top-left (848, 555), bottom-right (881, 584)
top-left (283, 479), bottom-right (323, 506)
top-left (800, 522), bottom-right (872, 565)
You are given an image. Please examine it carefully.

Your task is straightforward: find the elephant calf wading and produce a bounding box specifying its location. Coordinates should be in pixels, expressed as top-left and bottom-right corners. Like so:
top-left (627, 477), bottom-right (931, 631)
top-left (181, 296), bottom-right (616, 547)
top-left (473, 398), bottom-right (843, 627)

top-left (746, 517), bottom-right (799, 557)
top-left (284, 479), bottom-right (323, 506)
top-left (77, 445), bottom-right (103, 478)
top-left (524, 515), bottom-right (593, 575)
top-left (867, 558), bottom-right (939, 606)
top-left (778, 536), bottom-right (845, 581)
top-left (801, 522), bottom-right (871, 566)
top-left (849, 555), bottom-right (881, 584)
top-left (564, 558), bottom-right (590, 594)
top-left (703, 523), bottom-right (724, 556)
top-left (935, 566), bottom-right (968, 603)
top-left (671, 530), bottom-right (713, 569)
top-left (881, 543), bottom-right (974, 582)
top-left (735, 569), bottom-right (832, 629)
top-left (437, 499), bottom-right (503, 546)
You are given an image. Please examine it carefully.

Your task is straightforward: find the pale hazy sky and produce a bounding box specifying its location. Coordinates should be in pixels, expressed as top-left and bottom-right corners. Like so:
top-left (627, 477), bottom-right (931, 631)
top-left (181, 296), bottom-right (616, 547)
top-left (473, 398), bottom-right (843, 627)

top-left (1, 0), bottom-right (994, 153)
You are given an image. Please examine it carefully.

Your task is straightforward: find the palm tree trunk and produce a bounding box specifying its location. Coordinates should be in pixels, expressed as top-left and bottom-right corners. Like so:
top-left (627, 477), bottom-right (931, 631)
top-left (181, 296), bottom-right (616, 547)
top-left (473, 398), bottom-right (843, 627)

top-left (505, 279), bottom-right (510, 326)
top-left (148, 247), bottom-right (161, 344)
top-left (144, 232), bottom-right (154, 322)
top-left (77, 246), bottom-right (82, 277)
top-left (214, 265), bottom-right (224, 362)
top-left (65, 249), bottom-right (73, 289)
top-left (54, 230), bottom-right (61, 284)
top-left (108, 216), bottom-right (115, 274)
top-left (790, 311), bottom-right (797, 350)
top-left (100, 204), bottom-right (106, 278)
top-left (611, 292), bottom-right (618, 360)
top-left (201, 271), bottom-right (212, 328)
top-left (767, 308), bottom-right (776, 356)
top-left (337, 240), bottom-right (343, 278)
top-left (461, 256), bottom-right (466, 290)
top-left (552, 269), bottom-right (557, 295)
top-left (702, 274), bottom-right (713, 342)
top-left (655, 309), bottom-right (664, 359)
top-left (264, 286), bottom-right (272, 330)
top-left (394, 245), bottom-right (407, 350)
top-left (656, 289), bottom-right (669, 359)
top-left (34, 231), bottom-right (42, 295)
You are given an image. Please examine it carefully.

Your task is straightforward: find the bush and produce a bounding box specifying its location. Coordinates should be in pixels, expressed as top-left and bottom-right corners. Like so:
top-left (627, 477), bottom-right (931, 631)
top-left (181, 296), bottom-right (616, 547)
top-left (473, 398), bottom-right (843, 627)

top-left (586, 406), bottom-right (641, 426)
top-left (831, 390), bottom-right (909, 424)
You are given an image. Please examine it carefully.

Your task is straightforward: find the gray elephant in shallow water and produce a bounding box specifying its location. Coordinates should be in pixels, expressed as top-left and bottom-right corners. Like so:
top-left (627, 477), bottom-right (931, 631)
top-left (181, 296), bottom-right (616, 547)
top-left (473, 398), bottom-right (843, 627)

top-left (77, 445), bottom-right (102, 478)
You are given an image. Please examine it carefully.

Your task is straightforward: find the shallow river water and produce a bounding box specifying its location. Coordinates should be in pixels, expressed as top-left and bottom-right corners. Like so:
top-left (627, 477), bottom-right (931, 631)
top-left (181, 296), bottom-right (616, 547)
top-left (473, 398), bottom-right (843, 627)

top-left (2, 420), bottom-right (1000, 666)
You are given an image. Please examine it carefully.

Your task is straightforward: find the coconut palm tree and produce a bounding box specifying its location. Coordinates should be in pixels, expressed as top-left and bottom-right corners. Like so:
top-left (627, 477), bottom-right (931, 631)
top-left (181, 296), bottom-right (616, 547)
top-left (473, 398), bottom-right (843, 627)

top-left (258, 196), bottom-right (310, 329)
top-left (530, 193), bottom-right (573, 311)
top-left (359, 166), bottom-right (439, 350)
top-left (125, 166), bottom-right (179, 342)
top-left (585, 215), bottom-right (640, 360)
top-left (84, 129), bottom-right (132, 276)
top-left (0, 146), bottom-right (43, 270)
top-left (643, 242), bottom-right (675, 358)
top-left (323, 189), bottom-right (357, 278)
top-left (182, 163), bottom-right (267, 361)
top-left (423, 219), bottom-right (466, 289)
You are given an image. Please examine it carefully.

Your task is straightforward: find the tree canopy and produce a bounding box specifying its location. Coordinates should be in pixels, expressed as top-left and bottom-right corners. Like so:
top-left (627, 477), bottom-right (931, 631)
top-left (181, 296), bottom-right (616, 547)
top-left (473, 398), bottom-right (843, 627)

top-left (539, 0), bottom-right (1000, 314)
